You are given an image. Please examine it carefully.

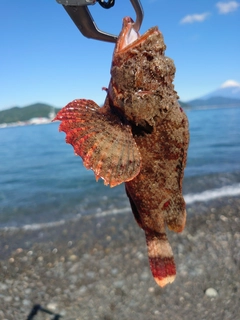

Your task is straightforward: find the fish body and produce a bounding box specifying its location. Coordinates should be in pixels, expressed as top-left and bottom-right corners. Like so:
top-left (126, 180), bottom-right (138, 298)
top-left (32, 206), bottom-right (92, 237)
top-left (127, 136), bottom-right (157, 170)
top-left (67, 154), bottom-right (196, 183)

top-left (54, 17), bottom-right (189, 287)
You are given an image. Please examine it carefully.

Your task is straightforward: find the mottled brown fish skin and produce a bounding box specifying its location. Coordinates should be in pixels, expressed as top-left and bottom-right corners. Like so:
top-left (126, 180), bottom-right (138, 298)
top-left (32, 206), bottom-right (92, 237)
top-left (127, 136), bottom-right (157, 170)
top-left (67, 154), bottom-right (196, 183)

top-left (109, 18), bottom-right (189, 287)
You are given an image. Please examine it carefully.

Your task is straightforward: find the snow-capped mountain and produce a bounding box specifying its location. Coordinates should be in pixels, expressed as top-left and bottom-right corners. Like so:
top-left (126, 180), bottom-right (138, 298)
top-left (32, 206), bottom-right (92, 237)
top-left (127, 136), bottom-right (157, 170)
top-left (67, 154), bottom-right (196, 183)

top-left (201, 80), bottom-right (240, 100)
top-left (188, 80), bottom-right (240, 107)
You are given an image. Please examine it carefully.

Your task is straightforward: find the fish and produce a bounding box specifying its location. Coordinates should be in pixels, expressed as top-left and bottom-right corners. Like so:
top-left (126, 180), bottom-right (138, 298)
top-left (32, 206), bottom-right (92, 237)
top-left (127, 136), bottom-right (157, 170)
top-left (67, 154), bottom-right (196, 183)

top-left (54, 16), bottom-right (189, 287)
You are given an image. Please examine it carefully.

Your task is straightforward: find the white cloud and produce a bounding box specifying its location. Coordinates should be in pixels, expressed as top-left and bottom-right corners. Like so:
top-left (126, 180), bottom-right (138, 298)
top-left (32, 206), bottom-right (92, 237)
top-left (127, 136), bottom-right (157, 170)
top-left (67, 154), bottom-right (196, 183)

top-left (180, 12), bottom-right (210, 24)
top-left (216, 1), bottom-right (240, 14)
top-left (220, 80), bottom-right (240, 88)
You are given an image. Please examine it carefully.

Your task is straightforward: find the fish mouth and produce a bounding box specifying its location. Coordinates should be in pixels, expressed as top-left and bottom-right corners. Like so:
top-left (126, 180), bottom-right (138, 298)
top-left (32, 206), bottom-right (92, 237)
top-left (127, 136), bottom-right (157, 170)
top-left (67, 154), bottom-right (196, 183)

top-left (115, 17), bottom-right (140, 52)
top-left (115, 17), bottom-right (159, 54)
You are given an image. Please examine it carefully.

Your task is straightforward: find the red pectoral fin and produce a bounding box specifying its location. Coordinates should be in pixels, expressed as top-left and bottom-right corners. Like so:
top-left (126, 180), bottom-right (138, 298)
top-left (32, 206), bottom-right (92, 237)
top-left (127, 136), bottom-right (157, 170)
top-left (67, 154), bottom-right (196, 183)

top-left (145, 230), bottom-right (176, 287)
top-left (53, 99), bottom-right (141, 187)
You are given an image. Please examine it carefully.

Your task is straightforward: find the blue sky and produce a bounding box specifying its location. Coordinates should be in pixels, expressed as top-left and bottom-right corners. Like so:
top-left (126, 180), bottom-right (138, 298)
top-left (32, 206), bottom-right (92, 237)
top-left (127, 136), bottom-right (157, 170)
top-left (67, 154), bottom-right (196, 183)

top-left (0, 0), bottom-right (240, 110)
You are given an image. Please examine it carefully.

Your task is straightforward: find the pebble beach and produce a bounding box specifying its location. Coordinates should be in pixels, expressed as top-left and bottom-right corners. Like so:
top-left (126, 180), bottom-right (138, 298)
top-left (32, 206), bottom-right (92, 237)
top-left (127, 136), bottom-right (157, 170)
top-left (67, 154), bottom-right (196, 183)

top-left (0, 196), bottom-right (240, 320)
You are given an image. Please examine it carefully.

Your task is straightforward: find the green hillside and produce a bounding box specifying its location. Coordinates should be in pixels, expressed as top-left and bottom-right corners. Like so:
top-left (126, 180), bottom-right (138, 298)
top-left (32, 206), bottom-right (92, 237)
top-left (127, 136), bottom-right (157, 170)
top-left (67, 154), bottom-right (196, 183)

top-left (0, 103), bottom-right (60, 124)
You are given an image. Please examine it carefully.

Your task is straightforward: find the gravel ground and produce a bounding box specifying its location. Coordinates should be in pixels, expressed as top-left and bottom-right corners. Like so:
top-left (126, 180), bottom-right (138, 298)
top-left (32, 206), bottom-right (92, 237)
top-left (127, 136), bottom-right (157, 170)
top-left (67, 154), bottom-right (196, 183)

top-left (0, 196), bottom-right (240, 320)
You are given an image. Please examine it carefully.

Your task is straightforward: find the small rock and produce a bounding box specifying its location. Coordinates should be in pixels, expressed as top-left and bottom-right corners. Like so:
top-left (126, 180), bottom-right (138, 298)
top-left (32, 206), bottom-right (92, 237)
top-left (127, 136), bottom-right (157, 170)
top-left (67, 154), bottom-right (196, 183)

top-left (23, 299), bottom-right (31, 306)
top-left (55, 287), bottom-right (62, 294)
top-left (113, 280), bottom-right (124, 288)
top-left (47, 302), bottom-right (58, 311)
top-left (136, 251), bottom-right (144, 260)
top-left (21, 256), bottom-right (28, 262)
top-left (69, 262), bottom-right (80, 273)
top-left (148, 287), bottom-right (155, 293)
top-left (140, 271), bottom-right (149, 281)
top-left (220, 215), bottom-right (228, 222)
top-left (4, 296), bottom-right (12, 302)
top-left (0, 283), bottom-right (7, 290)
top-left (78, 286), bottom-right (87, 295)
top-left (111, 268), bottom-right (118, 275)
top-left (69, 254), bottom-right (78, 261)
top-left (86, 271), bottom-right (95, 278)
top-left (205, 287), bottom-right (218, 297)
top-left (25, 288), bottom-right (32, 295)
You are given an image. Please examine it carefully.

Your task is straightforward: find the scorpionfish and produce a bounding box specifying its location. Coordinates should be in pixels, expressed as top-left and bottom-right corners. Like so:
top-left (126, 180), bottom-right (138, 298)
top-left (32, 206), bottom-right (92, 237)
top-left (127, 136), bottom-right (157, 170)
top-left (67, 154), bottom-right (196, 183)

top-left (54, 17), bottom-right (189, 287)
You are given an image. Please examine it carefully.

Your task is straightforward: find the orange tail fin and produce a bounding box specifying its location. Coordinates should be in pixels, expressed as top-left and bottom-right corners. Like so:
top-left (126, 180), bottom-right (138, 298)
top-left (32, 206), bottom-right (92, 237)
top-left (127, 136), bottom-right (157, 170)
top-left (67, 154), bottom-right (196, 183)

top-left (145, 230), bottom-right (176, 287)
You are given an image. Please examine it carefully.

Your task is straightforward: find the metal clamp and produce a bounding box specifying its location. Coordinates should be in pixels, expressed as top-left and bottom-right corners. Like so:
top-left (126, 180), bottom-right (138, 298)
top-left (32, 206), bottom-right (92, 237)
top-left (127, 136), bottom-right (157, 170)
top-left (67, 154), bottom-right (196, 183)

top-left (56, 0), bottom-right (143, 43)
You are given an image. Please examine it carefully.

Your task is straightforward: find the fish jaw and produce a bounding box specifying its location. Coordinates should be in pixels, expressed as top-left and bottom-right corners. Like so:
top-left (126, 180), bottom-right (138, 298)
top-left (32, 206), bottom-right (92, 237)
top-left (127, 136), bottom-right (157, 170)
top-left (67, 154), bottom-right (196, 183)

top-left (113, 17), bottom-right (160, 55)
top-left (114, 17), bottom-right (140, 52)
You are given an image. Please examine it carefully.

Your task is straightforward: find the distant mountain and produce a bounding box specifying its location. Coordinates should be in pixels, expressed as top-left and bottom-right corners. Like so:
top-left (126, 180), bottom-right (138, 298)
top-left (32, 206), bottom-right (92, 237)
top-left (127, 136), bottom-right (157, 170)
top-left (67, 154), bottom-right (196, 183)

top-left (201, 80), bottom-right (240, 100)
top-left (188, 96), bottom-right (240, 108)
top-left (0, 103), bottom-right (60, 124)
top-left (187, 80), bottom-right (240, 108)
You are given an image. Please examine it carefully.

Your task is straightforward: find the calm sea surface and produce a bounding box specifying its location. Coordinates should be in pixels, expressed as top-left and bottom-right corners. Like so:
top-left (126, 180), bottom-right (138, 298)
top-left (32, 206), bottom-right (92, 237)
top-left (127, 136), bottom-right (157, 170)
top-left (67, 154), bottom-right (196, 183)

top-left (0, 106), bottom-right (240, 228)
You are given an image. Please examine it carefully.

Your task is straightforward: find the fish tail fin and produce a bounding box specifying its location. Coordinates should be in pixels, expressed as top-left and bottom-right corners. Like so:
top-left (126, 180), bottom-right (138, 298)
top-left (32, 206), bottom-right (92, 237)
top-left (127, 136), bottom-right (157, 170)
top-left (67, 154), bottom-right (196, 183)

top-left (145, 230), bottom-right (176, 287)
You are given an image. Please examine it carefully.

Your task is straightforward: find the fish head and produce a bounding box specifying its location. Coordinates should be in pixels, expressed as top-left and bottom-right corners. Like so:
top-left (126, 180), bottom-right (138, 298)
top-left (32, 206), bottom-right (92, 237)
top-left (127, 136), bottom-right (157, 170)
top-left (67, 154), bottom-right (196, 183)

top-left (108, 17), bottom-right (176, 128)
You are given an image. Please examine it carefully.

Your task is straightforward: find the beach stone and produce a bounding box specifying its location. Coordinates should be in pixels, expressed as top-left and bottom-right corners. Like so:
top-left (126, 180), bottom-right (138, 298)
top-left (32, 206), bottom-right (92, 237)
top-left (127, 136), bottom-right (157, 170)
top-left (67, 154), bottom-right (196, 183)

top-left (205, 288), bottom-right (218, 297)
top-left (148, 287), bottom-right (155, 293)
top-left (140, 271), bottom-right (150, 281)
top-left (22, 299), bottom-right (31, 306)
top-left (69, 254), bottom-right (78, 261)
top-left (113, 280), bottom-right (124, 288)
top-left (0, 283), bottom-right (8, 290)
top-left (21, 256), bottom-right (28, 262)
top-left (86, 271), bottom-right (95, 278)
top-left (4, 296), bottom-right (12, 302)
top-left (47, 302), bottom-right (58, 311)
top-left (25, 288), bottom-right (32, 295)
top-left (37, 256), bottom-right (44, 262)
top-left (78, 286), bottom-right (87, 295)
top-left (111, 268), bottom-right (118, 275)
top-left (16, 248), bottom-right (23, 254)
top-left (136, 251), bottom-right (144, 260)
top-left (69, 262), bottom-right (80, 273)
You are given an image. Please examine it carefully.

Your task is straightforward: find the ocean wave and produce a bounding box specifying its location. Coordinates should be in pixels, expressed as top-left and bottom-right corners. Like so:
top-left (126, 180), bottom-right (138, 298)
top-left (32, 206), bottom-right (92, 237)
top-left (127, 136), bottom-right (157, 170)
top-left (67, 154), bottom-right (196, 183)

top-left (2, 184), bottom-right (240, 231)
top-left (2, 219), bottom-right (67, 232)
top-left (184, 183), bottom-right (240, 204)
top-left (1, 207), bottom-right (131, 232)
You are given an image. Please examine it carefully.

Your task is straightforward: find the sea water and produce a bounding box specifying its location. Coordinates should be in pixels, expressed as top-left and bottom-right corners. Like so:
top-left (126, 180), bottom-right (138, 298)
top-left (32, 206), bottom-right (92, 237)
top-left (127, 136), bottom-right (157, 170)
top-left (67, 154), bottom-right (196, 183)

top-left (0, 106), bottom-right (240, 228)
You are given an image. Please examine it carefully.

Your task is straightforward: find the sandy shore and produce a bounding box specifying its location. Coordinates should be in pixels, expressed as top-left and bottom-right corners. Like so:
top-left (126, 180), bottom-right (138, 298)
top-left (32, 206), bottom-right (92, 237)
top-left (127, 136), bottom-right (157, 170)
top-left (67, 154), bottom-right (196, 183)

top-left (0, 196), bottom-right (240, 320)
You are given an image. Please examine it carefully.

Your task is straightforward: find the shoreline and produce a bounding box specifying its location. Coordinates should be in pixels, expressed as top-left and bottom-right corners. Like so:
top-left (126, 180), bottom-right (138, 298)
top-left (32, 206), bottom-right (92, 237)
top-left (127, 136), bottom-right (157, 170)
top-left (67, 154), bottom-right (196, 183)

top-left (0, 196), bottom-right (240, 319)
